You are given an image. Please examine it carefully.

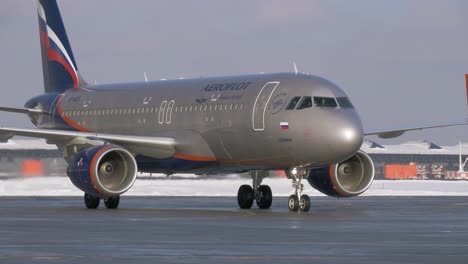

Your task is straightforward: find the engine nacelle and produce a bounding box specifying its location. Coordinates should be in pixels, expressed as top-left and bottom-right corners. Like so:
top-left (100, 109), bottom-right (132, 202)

top-left (307, 151), bottom-right (375, 197)
top-left (67, 145), bottom-right (137, 197)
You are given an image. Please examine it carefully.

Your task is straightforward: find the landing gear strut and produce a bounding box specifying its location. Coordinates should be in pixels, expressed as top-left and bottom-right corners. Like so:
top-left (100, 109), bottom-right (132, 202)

top-left (83, 193), bottom-right (120, 209)
top-left (286, 168), bottom-right (310, 212)
top-left (237, 171), bottom-right (272, 210)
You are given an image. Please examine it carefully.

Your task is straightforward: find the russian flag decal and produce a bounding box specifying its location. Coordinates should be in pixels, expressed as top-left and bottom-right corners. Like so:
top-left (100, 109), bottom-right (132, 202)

top-left (280, 122), bottom-right (289, 130)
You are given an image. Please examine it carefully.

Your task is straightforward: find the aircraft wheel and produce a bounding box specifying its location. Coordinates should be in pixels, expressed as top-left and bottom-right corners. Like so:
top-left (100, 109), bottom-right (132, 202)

top-left (237, 185), bottom-right (254, 209)
top-left (84, 193), bottom-right (100, 209)
top-left (256, 185), bottom-right (273, 209)
top-left (288, 195), bottom-right (299, 212)
top-left (104, 196), bottom-right (120, 209)
top-left (299, 194), bottom-right (310, 212)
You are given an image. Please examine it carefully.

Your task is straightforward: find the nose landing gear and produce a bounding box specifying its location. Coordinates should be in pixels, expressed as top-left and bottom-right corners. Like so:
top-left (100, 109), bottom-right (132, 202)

top-left (237, 171), bottom-right (272, 210)
top-left (286, 168), bottom-right (311, 212)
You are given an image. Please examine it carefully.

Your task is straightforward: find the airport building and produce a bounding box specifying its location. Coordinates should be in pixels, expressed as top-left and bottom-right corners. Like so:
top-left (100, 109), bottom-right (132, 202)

top-left (0, 139), bottom-right (466, 180)
top-left (362, 140), bottom-right (465, 180)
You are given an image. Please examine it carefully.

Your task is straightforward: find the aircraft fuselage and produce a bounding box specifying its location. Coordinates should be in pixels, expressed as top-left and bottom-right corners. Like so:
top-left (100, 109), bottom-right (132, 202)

top-left (25, 72), bottom-right (364, 173)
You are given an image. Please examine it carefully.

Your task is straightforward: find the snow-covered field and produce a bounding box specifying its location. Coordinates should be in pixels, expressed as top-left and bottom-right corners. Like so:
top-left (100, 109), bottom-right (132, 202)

top-left (1, 176), bottom-right (468, 196)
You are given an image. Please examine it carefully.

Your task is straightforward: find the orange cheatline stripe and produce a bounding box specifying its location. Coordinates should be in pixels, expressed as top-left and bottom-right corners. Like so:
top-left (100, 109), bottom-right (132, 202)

top-left (57, 93), bottom-right (93, 133)
top-left (172, 153), bottom-right (218, 162)
top-left (171, 153), bottom-right (303, 167)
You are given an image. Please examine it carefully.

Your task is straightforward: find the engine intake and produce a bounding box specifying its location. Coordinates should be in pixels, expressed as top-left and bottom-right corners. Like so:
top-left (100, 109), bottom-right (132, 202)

top-left (307, 151), bottom-right (374, 197)
top-left (67, 145), bottom-right (137, 197)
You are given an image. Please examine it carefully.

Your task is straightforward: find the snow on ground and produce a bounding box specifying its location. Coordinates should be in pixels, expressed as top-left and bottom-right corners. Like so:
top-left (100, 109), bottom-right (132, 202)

top-left (2, 176), bottom-right (468, 196)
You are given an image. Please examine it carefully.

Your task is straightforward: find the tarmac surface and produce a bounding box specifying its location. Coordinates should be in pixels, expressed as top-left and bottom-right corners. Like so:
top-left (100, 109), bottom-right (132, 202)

top-left (1, 196), bottom-right (468, 263)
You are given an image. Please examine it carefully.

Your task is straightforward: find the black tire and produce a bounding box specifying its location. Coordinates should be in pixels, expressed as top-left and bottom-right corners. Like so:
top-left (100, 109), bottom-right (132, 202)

top-left (256, 185), bottom-right (273, 209)
top-left (299, 194), bottom-right (311, 212)
top-left (237, 185), bottom-right (254, 209)
top-left (288, 195), bottom-right (299, 212)
top-left (104, 196), bottom-right (120, 209)
top-left (84, 193), bottom-right (100, 209)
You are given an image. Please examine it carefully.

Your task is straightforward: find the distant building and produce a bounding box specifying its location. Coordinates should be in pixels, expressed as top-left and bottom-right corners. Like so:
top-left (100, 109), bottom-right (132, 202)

top-left (0, 139), bottom-right (64, 177)
top-left (362, 140), bottom-right (463, 180)
top-left (0, 139), bottom-right (465, 180)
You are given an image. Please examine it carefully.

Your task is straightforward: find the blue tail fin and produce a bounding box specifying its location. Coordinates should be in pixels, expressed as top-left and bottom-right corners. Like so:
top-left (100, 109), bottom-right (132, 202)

top-left (38, 0), bottom-right (84, 93)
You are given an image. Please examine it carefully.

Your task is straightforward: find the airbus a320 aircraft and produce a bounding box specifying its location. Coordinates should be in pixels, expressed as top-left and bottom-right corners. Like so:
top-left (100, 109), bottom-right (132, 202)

top-left (0, 0), bottom-right (465, 211)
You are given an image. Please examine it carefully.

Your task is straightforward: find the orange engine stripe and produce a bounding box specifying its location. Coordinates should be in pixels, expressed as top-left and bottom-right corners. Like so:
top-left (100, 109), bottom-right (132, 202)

top-left (329, 165), bottom-right (347, 196)
top-left (89, 146), bottom-right (112, 194)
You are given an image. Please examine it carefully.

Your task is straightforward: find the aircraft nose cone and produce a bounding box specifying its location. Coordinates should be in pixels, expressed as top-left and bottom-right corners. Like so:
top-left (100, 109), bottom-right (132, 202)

top-left (339, 125), bottom-right (363, 152)
top-left (301, 109), bottom-right (365, 165)
top-left (331, 114), bottom-right (364, 160)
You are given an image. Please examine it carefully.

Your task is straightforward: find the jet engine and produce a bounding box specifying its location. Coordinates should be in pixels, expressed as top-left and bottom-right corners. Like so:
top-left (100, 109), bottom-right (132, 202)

top-left (67, 145), bottom-right (137, 197)
top-left (307, 151), bottom-right (374, 197)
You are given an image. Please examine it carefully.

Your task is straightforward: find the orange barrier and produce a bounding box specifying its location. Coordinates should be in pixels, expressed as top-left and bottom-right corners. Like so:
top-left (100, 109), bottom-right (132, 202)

top-left (22, 160), bottom-right (44, 177)
top-left (385, 164), bottom-right (417, 180)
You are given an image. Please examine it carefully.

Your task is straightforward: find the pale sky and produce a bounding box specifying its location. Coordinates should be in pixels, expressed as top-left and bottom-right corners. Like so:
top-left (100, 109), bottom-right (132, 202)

top-left (1, 0), bottom-right (468, 145)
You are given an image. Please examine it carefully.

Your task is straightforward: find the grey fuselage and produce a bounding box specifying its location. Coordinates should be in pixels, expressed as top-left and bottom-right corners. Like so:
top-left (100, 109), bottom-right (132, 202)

top-left (26, 72), bottom-right (364, 174)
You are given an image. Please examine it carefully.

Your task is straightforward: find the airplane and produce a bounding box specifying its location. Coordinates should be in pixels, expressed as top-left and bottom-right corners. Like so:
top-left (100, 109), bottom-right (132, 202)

top-left (0, 0), bottom-right (465, 211)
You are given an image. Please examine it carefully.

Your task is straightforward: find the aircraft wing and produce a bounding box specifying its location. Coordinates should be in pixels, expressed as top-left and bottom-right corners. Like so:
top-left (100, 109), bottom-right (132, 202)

top-left (364, 121), bottom-right (468, 139)
top-left (0, 107), bottom-right (48, 115)
top-left (0, 127), bottom-right (176, 159)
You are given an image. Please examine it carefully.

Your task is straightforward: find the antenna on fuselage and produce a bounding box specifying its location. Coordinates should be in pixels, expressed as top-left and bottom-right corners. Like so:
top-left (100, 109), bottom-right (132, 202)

top-left (144, 72), bottom-right (149, 83)
top-left (293, 62), bottom-right (299, 75)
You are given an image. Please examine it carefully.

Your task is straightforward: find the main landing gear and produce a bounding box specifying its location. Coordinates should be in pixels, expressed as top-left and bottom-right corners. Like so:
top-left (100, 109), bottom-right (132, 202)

top-left (237, 171), bottom-right (273, 210)
top-left (84, 193), bottom-right (120, 209)
top-left (286, 168), bottom-right (310, 212)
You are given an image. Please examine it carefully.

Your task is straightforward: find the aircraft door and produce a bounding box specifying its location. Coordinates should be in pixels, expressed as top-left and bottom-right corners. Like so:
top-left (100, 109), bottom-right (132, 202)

top-left (252, 82), bottom-right (279, 131)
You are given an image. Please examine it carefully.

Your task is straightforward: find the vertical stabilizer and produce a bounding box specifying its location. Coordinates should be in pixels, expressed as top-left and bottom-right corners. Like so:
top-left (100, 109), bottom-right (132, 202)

top-left (38, 0), bottom-right (84, 93)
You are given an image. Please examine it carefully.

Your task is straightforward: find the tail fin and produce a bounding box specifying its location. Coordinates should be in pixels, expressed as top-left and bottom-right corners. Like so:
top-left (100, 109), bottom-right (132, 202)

top-left (38, 0), bottom-right (84, 93)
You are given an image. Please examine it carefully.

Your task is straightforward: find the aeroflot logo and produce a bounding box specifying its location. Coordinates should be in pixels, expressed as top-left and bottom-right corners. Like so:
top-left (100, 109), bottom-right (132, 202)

top-left (202, 82), bottom-right (252, 92)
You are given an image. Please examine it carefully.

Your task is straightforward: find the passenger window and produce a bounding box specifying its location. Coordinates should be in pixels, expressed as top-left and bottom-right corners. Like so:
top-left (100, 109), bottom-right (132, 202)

top-left (297, 96), bottom-right (313, 110)
top-left (286, 97), bottom-right (301, 110)
top-left (336, 97), bottom-right (354, 108)
top-left (314, 97), bottom-right (338, 108)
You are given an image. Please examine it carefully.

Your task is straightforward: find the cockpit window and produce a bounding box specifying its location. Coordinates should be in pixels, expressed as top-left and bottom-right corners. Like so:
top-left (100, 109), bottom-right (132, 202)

top-left (314, 97), bottom-right (338, 108)
top-left (286, 96), bottom-right (301, 110)
top-left (297, 96), bottom-right (313, 110)
top-left (336, 97), bottom-right (354, 108)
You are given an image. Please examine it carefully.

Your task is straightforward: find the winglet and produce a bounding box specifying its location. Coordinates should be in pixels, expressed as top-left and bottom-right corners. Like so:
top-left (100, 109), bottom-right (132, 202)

top-left (465, 74), bottom-right (468, 109)
top-left (293, 62), bottom-right (298, 75)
